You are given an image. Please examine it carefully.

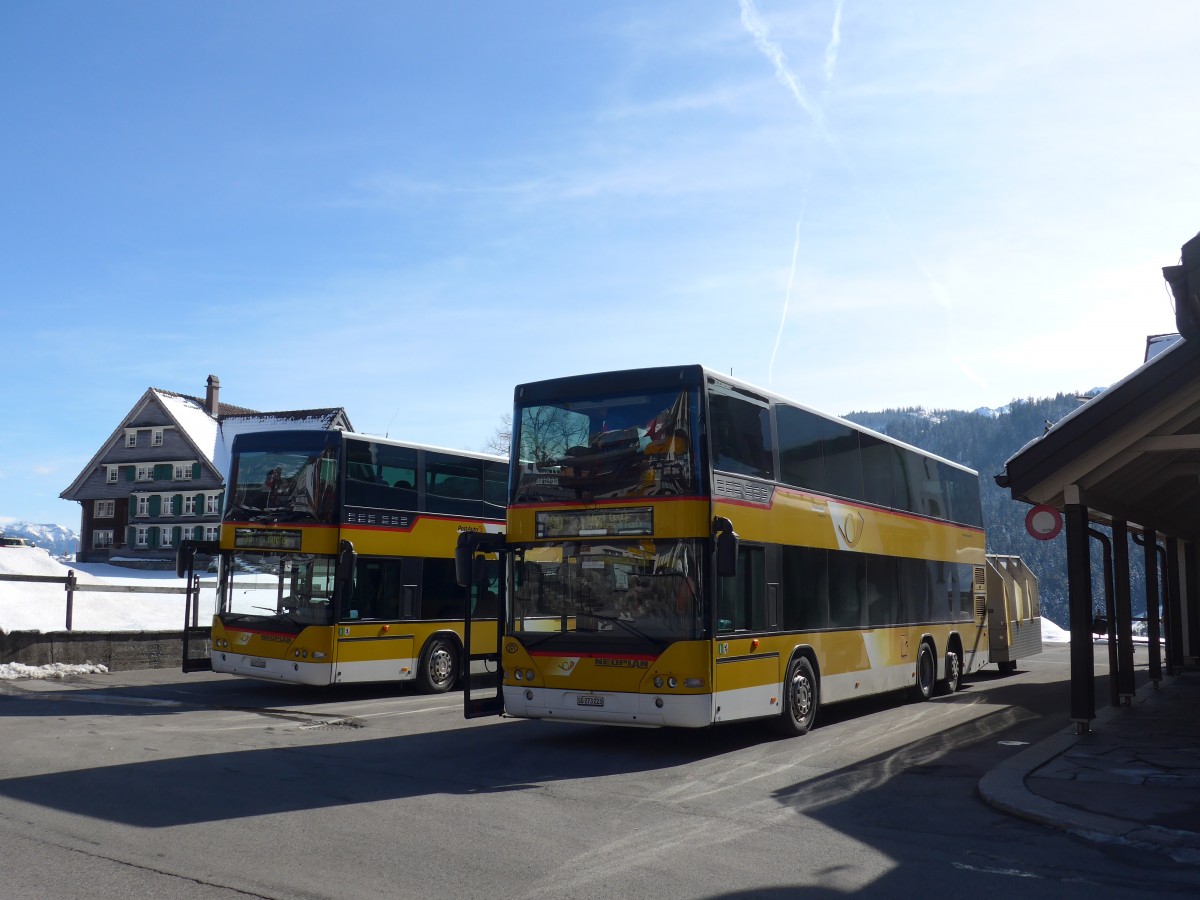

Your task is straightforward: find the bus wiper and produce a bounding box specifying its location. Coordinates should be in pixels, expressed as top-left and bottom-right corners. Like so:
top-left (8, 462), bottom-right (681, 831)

top-left (583, 612), bottom-right (668, 650)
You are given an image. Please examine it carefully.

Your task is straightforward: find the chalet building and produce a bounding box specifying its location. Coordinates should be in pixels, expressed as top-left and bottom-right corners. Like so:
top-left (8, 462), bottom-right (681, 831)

top-left (61, 375), bottom-right (352, 566)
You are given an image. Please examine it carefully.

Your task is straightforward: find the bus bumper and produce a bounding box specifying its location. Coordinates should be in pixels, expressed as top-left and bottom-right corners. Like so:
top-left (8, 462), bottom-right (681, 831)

top-left (211, 651), bottom-right (333, 686)
top-left (503, 685), bottom-right (712, 728)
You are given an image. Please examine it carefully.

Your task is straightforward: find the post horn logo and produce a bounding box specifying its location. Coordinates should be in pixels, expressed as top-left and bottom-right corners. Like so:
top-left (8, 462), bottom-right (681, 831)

top-left (838, 510), bottom-right (865, 547)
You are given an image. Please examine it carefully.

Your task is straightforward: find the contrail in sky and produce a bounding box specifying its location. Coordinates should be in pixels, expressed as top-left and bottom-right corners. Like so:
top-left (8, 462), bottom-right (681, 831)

top-left (823, 0), bottom-right (844, 95)
top-left (769, 217), bottom-right (804, 387)
top-left (738, 0), bottom-right (834, 145)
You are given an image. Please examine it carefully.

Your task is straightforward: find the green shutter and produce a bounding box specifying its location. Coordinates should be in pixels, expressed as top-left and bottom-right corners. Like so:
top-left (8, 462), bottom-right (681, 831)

top-left (173, 494), bottom-right (183, 515)
top-left (194, 493), bottom-right (204, 514)
top-left (156, 464), bottom-right (170, 481)
top-left (124, 466), bottom-right (134, 482)
top-left (126, 526), bottom-right (135, 546)
top-left (173, 526), bottom-right (182, 544)
top-left (194, 525), bottom-right (204, 541)
top-left (149, 527), bottom-right (158, 549)
top-left (192, 462), bottom-right (201, 479)
top-left (149, 495), bottom-right (161, 516)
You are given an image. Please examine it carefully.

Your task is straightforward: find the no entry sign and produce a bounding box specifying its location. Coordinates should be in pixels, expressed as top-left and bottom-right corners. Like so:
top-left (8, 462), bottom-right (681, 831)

top-left (1025, 504), bottom-right (1063, 540)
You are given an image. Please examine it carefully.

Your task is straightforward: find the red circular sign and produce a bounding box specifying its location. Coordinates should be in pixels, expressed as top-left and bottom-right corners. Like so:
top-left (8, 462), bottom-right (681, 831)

top-left (1025, 504), bottom-right (1063, 540)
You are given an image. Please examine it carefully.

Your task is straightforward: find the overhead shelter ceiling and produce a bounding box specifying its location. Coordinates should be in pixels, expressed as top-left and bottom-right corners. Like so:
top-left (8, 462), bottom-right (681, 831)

top-left (997, 336), bottom-right (1200, 541)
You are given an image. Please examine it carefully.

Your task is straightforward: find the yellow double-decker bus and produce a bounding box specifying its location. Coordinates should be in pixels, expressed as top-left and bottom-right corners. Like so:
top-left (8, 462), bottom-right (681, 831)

top-left (180, 429), bottom-right (505, 690)
top-left (458, 365), bottom-right (990, 733)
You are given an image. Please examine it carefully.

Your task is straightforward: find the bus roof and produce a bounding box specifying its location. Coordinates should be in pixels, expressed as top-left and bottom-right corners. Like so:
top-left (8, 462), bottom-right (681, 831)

top-left (512, 364), bottom-right (978, 477)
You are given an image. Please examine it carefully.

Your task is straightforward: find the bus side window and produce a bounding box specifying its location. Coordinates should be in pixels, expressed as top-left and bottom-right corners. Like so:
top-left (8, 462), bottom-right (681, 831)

top-left (828, 551), bottom-right (865, 628)
top-left (781, 546), bottom-right (828, 630)
top-left (717, 545), bottom-right (765, 632)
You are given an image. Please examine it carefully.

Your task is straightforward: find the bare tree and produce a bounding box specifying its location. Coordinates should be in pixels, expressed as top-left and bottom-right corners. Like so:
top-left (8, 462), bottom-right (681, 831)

top-left (483, 413), bottom-right (511, 455)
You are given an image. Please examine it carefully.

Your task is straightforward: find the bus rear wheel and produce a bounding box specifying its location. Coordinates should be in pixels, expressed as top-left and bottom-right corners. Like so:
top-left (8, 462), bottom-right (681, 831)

top-left (911, 642), bottom-right (935, 702)
top-left (939, 648), bottom-right (961, 695)
top-left (418, 635), bottom-right (459, 693)
top-left (773, 656), bottom-right (818, 736)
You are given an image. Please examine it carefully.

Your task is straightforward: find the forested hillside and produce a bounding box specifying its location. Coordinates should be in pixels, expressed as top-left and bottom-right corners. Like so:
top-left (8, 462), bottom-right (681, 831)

top-left (844, 394), bottom-right (1142, 629)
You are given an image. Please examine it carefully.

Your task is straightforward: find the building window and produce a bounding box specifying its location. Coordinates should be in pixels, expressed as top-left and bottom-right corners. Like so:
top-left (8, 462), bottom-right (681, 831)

top-left (184, 495), bottom-right (196, 515)
top-left (160, 495), bottom-right (174, 516)
top-left (106, 466), bottom-right (118, 484)
top-left (136, 465), bottom-right (152, 482)
top-left (206, 494), bottom-right (222, 514)
top-left (135, 526), bottom-right (149, 548)
top-left (94, 500), bottom-right (115, 518)
top-left (174, 463), bottom-right (193, 480)
top-left (160, 528), bottom-right (173, 548)
top-left (125, 430), bottom-right (137, 448)
top-left (204, 525), bottom-right (220, 541)
top-left (93, 530), bottom-right (113, 549)
top-left (137, 496), bottom-right (149, 517)
top-left (152, 429), bottom-right (164, 447)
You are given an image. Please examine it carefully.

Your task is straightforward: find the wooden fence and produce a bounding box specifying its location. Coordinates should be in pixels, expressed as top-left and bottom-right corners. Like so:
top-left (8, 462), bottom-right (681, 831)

top-left (0, 571), bottom-right (193, 631)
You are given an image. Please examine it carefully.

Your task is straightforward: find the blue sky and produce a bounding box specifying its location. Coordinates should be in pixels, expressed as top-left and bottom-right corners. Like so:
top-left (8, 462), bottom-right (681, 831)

top-left (3, 1), bottom-right (1198, 529)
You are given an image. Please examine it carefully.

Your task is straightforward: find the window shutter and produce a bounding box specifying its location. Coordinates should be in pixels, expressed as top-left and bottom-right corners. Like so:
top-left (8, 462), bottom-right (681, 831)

top-left (192, 462), bottom-right (201, 479)
top-left (125, 526), bottom-right (135, 546)
top-left (194, 525), bottom-right (204, 541)
top-left (149, 527), bottom-right (159, 549)
top-left (149, 495), bottom-right (161, 516)
top-left (173, 526), bottom-right (182, 544)
top-left (194, 493), bottom-right (204, 513)
top-left (173, 494), bottom-right (183, 515)
top-left (124, 466), bottom-right (134, 482)
top-left (155, 463), bottom-right (170, 480)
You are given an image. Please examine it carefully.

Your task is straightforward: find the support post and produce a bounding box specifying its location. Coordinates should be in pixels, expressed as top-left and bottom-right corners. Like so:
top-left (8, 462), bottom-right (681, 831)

top-left (1112, 520), bottom-right (1136, 703)
top-left (1138, 529), bottom-right (1162, 684)
top-left (64, 569), bottom-right (76, 632)
top-left (1065, 503), bottom-right (1095, 728)
top-left (1090, 528), bottom-right (1118, 707)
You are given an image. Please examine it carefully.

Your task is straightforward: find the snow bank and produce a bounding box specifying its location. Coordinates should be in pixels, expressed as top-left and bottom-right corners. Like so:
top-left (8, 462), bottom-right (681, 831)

top-left (0, 662), bottom-right (109, 680)
top-left (1042, 618), bottom-right (1071, 644)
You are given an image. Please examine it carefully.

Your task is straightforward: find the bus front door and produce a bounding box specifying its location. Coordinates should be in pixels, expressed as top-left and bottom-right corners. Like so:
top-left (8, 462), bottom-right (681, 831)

top-left (177, 540), bottom-right (219, 673)
top-left (458, 535), bottom-right (505, 718)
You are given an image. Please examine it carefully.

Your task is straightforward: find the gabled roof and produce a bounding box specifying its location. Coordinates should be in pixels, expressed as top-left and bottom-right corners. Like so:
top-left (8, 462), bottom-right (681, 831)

top-left (997, 334), bottom-right (1200, 539)
top-left (61, 384), bottom-right (353, 500)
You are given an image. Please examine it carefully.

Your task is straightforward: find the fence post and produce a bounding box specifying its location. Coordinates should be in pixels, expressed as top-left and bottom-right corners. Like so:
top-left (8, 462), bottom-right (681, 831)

top-left (65, 569), bottom-right (77, 631)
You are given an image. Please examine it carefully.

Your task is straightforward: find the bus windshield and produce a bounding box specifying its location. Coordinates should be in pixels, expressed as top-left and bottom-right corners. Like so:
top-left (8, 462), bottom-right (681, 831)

top-left (225, 441), bottom-right (339, 525)
top-left (219, 551), bottom-right (338, 627)
top-left (513, 538), bottom-right (703, 644)
top-left (513, 387), bottom-right (700, 503)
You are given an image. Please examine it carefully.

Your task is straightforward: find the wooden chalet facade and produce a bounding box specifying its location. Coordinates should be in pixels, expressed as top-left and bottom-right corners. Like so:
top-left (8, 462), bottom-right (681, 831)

top-left (61, 375), bottom-right (352, 566)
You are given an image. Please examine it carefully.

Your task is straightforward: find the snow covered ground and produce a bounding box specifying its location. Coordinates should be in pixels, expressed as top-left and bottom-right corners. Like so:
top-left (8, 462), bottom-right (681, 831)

top-left (1, 546), bottom-right (217, 680)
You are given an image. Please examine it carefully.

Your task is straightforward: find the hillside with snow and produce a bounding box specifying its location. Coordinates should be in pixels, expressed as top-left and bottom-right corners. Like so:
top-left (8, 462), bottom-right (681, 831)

top-left (1, 521), bottom-right (78, 558)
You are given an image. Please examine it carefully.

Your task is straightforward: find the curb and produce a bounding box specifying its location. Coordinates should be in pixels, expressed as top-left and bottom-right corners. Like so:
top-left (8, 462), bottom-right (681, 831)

top-left (977, 676), bottom-right (1200, 864)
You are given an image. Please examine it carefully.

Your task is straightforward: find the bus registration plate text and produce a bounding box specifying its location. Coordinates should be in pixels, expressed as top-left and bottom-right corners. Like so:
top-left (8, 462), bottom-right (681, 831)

top-left (577, 695), bottom-right (604, 707)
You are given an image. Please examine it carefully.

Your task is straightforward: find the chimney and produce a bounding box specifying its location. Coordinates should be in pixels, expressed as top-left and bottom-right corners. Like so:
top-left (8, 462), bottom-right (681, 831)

top-left (205, 374), bottom-right (221, 417)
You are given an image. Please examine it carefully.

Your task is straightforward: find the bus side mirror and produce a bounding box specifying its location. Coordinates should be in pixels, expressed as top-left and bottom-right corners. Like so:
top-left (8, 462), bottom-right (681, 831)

top-left (455, 547), bottom-right (474, 588)
top-left (455, 532), bottom-right (478, 587)
top-left (176, 540), bottom-right (195, 578)
top-left (713, 517), bottom-right (739, 578)
top-left (337, 540), bottom-right (357, 586)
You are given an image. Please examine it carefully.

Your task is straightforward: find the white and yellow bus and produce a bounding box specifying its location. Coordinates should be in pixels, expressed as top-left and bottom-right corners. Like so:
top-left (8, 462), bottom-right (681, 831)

top-left (181, 429), bottom-right (505, 690)
top-left (458, 365), bottom-right (992, 733)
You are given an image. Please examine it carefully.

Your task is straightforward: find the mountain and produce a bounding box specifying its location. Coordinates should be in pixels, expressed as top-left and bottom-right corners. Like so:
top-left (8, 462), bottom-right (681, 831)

top-left (844, 390), bottom-right (1129, 630)
top-left (1, 522), bottom-right (79, 559)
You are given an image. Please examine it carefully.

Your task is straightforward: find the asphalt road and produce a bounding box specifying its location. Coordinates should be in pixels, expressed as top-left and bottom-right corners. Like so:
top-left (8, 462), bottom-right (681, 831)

top-left (1, 644), bottom-right (1194, 899)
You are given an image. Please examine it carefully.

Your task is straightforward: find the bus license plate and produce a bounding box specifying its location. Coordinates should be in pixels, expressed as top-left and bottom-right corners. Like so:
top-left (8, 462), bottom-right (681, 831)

top-left (577, 695), bottom-right (604, 707)
top-left (250, 659), bottom-right (267, 669)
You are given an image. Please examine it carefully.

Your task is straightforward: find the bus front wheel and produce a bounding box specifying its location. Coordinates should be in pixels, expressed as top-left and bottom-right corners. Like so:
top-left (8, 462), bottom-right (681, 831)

top-left (773, 656), bottom-right (818, 736)
top-left (418, 635), bottom-right (459, 693)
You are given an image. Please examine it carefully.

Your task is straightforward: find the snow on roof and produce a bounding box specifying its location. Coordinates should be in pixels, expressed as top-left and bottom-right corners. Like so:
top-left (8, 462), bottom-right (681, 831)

top-left (212, 412), bottom-right (342, 474)
top-left (156, 390), bottom-right (220, 465)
